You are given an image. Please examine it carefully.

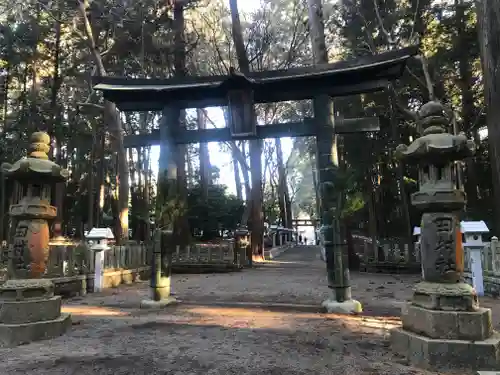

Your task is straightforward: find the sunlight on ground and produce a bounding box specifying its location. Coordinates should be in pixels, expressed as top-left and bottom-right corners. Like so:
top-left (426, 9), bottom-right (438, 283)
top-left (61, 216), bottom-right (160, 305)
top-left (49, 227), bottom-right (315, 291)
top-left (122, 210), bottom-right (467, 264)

top-left (263, 260), bottom-right (308, 265)
top-left (61, 303), bottom-right (401, 335)
top-left (328, 314), bottom-right (401, 332)
top-left (62, 306), bottom-right (130, 316)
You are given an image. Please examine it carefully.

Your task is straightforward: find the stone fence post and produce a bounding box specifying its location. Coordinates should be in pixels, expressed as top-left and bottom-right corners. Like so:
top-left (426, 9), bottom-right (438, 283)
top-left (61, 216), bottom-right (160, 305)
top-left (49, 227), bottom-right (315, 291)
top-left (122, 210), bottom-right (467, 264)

top-left (491, 236), bottom-right (500, 275)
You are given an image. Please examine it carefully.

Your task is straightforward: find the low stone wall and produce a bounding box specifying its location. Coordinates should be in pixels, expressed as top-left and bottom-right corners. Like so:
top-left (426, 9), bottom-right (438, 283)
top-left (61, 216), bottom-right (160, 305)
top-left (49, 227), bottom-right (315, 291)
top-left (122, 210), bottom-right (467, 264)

top-left (0, 240), bottom-right (244, 295)
top-left (48, 266), bottom-right (151, 297)
top-left (265, 243), bottom-right (294, 260)
top-left (90, 266), bottom-right (151, 290)
top-left (51, 260), bottom-right (244, 296)
top-left (52, 275), bottom-right (87, 297)
top-left (172, 263), bottom-right (241, 274)
top-left (463, 273), bottom-right (500, 297)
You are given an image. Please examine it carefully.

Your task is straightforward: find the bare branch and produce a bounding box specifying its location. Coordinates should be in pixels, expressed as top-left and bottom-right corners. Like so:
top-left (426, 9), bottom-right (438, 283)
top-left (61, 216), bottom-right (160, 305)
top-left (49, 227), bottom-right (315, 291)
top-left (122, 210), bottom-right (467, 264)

top-left (201, 108), bottom-right (250, 172)
top-left (408, 0), bottom-right (421, 43)
top-left (76, 102), bottom-right (104, 110)
top-left (372, 0), bottom-right (395, 45)
top-left (415, 55), bottom-right (435, 101)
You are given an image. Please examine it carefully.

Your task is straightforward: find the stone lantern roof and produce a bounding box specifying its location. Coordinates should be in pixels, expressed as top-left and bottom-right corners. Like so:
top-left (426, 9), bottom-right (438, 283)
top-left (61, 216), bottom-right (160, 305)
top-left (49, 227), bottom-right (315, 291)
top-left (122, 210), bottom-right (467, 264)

top-left (1, 132), bottom-right (69, 182)
top-left (395, 101), bottom-right (475, 163)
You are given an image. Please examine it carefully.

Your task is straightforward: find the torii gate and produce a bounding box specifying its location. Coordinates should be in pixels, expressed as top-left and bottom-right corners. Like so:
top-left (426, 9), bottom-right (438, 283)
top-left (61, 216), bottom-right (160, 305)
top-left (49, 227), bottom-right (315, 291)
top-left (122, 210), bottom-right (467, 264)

top-left (94, 45), bottom-right (418, 310)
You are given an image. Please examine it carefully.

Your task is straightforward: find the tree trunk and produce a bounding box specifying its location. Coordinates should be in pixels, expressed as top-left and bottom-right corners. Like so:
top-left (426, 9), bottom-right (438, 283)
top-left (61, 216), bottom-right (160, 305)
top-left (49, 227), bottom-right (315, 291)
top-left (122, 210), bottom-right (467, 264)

top-left (476, 0), bottom-right (500, 234)
top-left (96, 130), bottom-right (106, 228)
top-left (87, 126), bottom-right (96, 231)
top-left (389, 92), bottom-right (413, 253)
top-left (173, 4), bottom-right (191, 248)
top-left (49, 2), bottom-right (64, 234)
top-left (29, 4), bottom-right (41, 134)
top-left (239, 141), bottom-right (251, 199)
top-left (275, 138), bottom-right (288, 227)
top-left (276, 138), bottom-right (292, 228)
top-left (249, 139), bottom-right (264, 258)
top-left (366, 173), bottom-right (378, 262)
top-left (77, 0), bottom-right (129, 243)
top-left (232, 146), bottom-right (243, 200)
top-left (198, 108), bottom-right (211, 198)
top-left (310, 155), bottom-right (321, 220)
top-left (229, 0), bottom-right (264, 258)
top-left (48, 0), bottom-right (61, 154)
top-left (144, 147), bottom-right (152, 241)
top-left (456, 0), bottom-right (478, 214)
top-left (284, 176), bottom-right (293, 229)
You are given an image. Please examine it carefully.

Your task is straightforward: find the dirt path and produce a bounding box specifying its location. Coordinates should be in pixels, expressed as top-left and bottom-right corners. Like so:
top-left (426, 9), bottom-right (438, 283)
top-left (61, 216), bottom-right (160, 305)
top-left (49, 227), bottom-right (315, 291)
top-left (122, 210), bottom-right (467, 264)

top-left (0, 246), bottom-right (495, 374)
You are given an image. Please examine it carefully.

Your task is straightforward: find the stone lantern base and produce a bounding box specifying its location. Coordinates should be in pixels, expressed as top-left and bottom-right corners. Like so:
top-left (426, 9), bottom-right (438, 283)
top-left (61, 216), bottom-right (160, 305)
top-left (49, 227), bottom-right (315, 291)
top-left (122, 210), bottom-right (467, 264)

top-left (391, 282), bottom-right (500, 371)
top-left (0, 279), bottom-right (71, 347)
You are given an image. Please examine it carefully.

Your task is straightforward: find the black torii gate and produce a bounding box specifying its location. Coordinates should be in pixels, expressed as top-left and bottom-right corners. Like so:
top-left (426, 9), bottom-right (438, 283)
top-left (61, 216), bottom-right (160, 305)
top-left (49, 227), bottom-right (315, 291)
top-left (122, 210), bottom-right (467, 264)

top-left (93, 45), bottom-right (417, 307)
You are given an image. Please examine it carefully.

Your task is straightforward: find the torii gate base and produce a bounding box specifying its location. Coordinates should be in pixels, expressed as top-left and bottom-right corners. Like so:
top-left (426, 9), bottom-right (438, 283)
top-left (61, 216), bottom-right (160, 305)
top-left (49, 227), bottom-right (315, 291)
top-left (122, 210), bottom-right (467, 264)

top-left (140, 230), bottom-right (178, 309)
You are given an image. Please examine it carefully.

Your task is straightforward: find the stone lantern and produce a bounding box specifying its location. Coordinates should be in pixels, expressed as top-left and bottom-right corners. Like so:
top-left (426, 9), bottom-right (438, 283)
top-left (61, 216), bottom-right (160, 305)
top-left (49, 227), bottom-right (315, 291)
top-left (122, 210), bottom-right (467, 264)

top-left (1, 132), bottom-right (69, 279)
top-left (0, 132), bottom-right (70, 347)
top-left (391, 102), bottom-right (500, 370)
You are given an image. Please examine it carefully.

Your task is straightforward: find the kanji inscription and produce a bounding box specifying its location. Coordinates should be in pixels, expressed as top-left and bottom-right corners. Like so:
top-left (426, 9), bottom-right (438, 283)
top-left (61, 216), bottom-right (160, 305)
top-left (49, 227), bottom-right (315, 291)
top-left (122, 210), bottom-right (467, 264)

top-left (12, 221), bottom-right (29, 272)
top-left (420, 213), bottom-right (460, 282)
top-left (433, 217), bottom-right (456, 275)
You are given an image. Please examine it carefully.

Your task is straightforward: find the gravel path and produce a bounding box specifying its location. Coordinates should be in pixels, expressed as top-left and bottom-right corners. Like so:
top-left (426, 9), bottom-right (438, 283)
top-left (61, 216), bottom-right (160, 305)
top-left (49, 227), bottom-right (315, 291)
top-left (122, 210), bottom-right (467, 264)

top-left (0, 245), bottom-right (495, 374)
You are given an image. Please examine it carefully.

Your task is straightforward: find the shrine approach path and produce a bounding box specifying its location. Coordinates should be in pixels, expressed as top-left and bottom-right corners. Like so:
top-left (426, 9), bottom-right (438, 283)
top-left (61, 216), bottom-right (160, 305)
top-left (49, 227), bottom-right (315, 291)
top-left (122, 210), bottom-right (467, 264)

top-left (0, 245), bottom-right (496, 375)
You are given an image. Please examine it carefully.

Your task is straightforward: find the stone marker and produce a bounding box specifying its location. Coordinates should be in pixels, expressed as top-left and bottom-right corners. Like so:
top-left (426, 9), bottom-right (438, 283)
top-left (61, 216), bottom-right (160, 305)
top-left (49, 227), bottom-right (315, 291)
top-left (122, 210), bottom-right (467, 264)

top-left (390, 102), bottom-right (500, 371)
top-left (0, 132), bottom-right (71, 347)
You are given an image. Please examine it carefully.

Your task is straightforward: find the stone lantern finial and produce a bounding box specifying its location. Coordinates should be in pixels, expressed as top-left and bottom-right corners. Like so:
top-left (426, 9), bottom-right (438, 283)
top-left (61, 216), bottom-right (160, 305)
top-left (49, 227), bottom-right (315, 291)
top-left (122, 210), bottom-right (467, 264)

top-left (418, 101), bottom-right (449, 135)
top-left (28, 132), bottom-right (51, 160)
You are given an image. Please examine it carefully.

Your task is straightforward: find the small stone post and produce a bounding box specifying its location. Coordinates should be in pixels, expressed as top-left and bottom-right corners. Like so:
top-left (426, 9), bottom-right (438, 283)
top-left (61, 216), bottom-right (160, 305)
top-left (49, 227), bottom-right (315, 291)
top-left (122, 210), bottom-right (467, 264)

top-left (0, 132), bottom-right (71, 347)
top-left (234, 228), bottom-right (250, 267)
top-left (390, 102), bottom-right (500, 371)
top-left (492, 236), bottom-right (500, 274)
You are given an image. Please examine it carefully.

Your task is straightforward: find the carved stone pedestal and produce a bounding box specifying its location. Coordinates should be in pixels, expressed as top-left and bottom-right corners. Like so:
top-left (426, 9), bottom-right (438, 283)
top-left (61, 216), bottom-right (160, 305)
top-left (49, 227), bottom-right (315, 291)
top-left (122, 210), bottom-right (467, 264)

top-left (0, 279), bottom-right (71, 347)
top-left (391, 282), bottom-right (500, 370)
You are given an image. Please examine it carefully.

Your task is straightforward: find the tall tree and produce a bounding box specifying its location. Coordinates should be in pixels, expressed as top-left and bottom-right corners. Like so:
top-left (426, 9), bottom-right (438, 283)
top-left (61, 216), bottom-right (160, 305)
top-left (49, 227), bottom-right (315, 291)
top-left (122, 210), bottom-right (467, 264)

top-left (476, 0), bottom-right (500, 233)
top-left (275, 138), bottom-right (292, 227)
top-left (76, 0), bottom-right (129, 243)
top-left (197, 109), bottom-right (211, 197)
top-left (229, 0), bottom-right (264, 259)
top-left (172, 1), bottom-right (192, 248)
